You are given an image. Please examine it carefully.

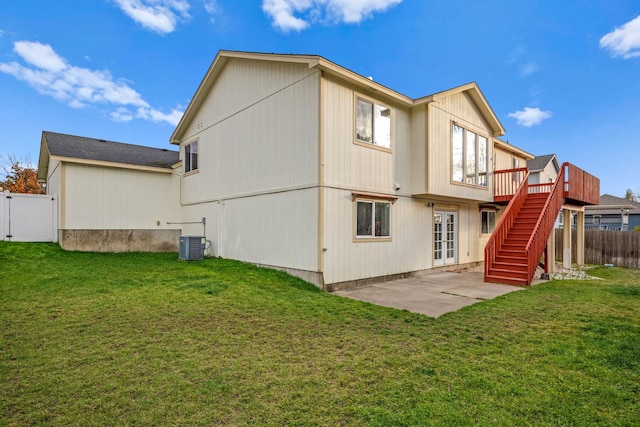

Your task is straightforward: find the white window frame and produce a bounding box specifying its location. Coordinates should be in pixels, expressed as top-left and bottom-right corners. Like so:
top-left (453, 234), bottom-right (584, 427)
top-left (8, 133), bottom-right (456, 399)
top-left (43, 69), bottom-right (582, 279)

top-left (354, 198), bottom-right (392, 240)
top-left (355, 95), bottom-right (392, 151)
top-left (452, 123), bottom-right (488, 187)
top-left (185, 140), bottom-right (198, 173)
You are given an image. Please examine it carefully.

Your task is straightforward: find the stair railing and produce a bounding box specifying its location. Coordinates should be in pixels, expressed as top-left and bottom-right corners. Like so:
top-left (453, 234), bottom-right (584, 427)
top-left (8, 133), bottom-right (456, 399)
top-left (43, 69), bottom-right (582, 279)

top-left (523, 165), bottom-right (566, 283)
top-left (485, 168), bottom-right (530, 280)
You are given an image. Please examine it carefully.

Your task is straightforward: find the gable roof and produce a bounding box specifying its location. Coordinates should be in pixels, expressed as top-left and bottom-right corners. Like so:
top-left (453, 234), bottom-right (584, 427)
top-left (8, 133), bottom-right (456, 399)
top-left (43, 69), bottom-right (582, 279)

top-left (494, 138), bottom-right (534, 160)
top-left (527, 154), bottom-right (560, 173)
top-left (415, 83), bottom-right (506, 136)
top-left (38, 131), bottom-right (179, 181)
top-left (170, 50), bottom-right (507, 144)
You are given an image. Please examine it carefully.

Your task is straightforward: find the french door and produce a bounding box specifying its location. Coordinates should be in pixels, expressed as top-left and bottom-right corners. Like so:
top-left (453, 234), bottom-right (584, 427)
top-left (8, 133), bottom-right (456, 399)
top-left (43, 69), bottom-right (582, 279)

top-left (434, 211), bottom-right (457, 266)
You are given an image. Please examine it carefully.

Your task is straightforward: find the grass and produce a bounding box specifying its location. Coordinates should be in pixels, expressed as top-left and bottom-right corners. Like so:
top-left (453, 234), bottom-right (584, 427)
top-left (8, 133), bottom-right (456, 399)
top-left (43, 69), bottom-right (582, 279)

top-left (1, 242), bottom-right (639, 426)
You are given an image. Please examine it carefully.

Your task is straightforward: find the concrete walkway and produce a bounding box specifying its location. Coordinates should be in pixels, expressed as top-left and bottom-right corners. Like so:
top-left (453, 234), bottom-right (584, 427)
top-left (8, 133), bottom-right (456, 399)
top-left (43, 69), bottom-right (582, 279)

top-left (334, 271), bottom-right (544, 318)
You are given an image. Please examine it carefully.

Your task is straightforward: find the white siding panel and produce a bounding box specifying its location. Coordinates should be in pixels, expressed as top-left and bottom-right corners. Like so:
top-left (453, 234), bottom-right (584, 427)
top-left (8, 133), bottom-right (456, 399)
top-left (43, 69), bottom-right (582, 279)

top-left (65, 164), bottom-right (181, 230)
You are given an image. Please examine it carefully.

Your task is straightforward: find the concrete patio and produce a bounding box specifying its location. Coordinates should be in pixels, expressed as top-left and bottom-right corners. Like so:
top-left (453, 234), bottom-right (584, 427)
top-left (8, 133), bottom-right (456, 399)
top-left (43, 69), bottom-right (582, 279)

top-left (333, 271), bottom-right (546, 318)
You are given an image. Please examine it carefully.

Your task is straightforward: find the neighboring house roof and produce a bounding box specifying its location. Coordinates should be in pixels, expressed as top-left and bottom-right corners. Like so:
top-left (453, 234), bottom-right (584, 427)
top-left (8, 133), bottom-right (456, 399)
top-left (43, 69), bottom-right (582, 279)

top-left (585, 194), bottom-right (640, 216)
top-left (37, 131), bottom-right (179, 181)
top-left (170, 50), bottom-right (506, 144)
top-left (527, 154), bottom-right (560, 173)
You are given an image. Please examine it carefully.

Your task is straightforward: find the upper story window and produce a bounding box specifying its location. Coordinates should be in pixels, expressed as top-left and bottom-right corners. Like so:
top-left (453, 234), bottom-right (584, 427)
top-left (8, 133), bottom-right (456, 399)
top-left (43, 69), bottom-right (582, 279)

top-left (452, 124), bottom-right (488, 186)
top-left (355, 96), bottom-right (391, 150)
top-left (185, 141), bottom-right (198, 173)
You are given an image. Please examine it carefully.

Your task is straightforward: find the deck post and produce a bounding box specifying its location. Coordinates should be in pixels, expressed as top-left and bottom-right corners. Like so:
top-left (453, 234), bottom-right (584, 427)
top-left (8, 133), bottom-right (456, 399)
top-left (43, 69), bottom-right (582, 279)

top-left (563, 209), bottom-right (572, 269)
top-left (576, 210), bottom-right (585, 266)
top-left (547, 228), bottom-right (556, 273)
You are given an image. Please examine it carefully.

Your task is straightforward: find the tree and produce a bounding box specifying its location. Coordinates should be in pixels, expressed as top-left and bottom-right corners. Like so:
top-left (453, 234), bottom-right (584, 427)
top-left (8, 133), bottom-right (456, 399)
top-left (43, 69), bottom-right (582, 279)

top-left (0, 155), bottom-right (45, 194)
top-left (624, 188), bottom-right (637, 202)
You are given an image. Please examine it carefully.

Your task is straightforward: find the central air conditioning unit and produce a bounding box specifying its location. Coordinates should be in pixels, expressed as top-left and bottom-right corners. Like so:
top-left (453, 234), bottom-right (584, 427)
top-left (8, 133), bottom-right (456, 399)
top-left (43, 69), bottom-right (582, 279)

top-left (179, 236), bottom-right (205, 261)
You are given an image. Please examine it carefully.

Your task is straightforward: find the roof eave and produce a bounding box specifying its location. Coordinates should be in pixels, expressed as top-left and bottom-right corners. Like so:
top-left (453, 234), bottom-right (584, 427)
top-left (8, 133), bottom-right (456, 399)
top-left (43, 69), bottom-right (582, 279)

top-left (416, 82), bottom-right (506, 137)
top-left (50, 155), bottom-right (175, 174)
top-left (37, 133), bottom-right (50, 181)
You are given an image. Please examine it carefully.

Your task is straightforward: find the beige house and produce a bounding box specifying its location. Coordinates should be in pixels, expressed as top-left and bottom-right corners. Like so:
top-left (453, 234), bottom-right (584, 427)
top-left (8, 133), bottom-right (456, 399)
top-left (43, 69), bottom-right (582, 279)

top-left (169, 51), bottom-right (536, 289)
top-left (38, 50), bottom-right (597, 289)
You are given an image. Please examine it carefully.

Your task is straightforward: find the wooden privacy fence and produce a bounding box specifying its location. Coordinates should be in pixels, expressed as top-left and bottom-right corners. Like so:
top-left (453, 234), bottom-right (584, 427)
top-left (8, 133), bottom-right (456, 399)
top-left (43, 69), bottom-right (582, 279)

top-left (555, 229), bottom-right (640, 269)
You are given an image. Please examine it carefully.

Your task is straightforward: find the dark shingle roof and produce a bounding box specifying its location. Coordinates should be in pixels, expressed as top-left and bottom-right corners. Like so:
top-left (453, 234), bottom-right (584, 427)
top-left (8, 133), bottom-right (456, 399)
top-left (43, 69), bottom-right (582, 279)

top-left (43, 131), bottom-right (179, 169)
top-left (526, 154), bottom-right (557, 172)
top-left (586, 194), bottom-right (640, 215)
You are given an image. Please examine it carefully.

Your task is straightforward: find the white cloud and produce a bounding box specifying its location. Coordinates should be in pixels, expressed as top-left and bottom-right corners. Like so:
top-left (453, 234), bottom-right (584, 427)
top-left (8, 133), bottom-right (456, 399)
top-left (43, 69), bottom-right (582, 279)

top-left (518, 62), bottom-right (538, 76)
top-left (600, 15), bottom-right (640, 59)
top-left (111, 107), bottom-right (135, 122)
top-left (262, 0), bottom-right (403, 32)
top-left (0, 40), bottom-right (183, 126)
top-left (14, 41), bottom-right (67, 72)
top-left (114, 0), bottom-right (191, 34)
top-left (508, 107), bottom-right (552, 127)
top-left (203, 0), bottom-right (221, 19)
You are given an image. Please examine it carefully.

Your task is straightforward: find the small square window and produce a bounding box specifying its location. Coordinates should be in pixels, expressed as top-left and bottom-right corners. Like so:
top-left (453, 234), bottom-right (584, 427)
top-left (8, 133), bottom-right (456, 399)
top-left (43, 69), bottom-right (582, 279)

top-left (185, 141), bottom-right (198, 173)
top-left (482, 211), bottom-right (496, 234)
top-left (356, 200), bottom-right (391, 238)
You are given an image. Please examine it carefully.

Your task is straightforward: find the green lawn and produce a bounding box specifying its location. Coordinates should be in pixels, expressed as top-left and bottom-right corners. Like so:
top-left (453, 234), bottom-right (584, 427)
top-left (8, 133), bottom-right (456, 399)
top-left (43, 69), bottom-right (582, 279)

top-left (1, 242), bottom-right (638, 426)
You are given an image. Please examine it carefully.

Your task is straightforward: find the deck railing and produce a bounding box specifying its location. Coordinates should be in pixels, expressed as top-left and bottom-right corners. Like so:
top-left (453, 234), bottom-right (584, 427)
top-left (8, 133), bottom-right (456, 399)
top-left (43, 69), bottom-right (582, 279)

top-left (563, 163), bottom-right (600, 205)
top-left (493, 163), bottom-right (599, 206)
top-left (493, 167), bottom-right (528, 202)
top-left (485, 169), bottom-right (530, 279)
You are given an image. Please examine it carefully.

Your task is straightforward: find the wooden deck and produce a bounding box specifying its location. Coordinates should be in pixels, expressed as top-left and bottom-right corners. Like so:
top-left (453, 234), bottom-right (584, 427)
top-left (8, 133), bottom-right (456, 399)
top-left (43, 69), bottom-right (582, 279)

top-left (485, 162), bottom-right (600, 286)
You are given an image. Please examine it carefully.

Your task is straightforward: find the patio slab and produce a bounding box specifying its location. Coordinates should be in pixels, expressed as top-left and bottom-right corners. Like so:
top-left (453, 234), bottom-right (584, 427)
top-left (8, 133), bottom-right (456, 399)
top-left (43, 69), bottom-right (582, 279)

top-left (333, 271), bottom-right (543, 317)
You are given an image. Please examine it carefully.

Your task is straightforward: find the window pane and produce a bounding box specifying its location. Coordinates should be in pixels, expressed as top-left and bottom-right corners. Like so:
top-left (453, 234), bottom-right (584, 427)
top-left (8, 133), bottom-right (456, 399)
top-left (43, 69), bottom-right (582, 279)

top-left (356, 98), bottom-right (373, 143)
top-left (374, 202), bottom-right (390, 237)
top-left (452, 125), bottom-right (464, 182)
top-left (465, 130), bottom-right (476, 184)
top-left (478, 136), bottom-right (487, 186)
top-left (356, 201), bottom-right (373, 236)
top-left (482, 211), bottom-right (488, 234)
top-left (373, 104), bottom-right (391, 148)
top-left (185, 144), bottom-right (191, 172)
top-left (482, 211), bottom-right (495, 234)
top-left (191, 142), bottom-right (198, 171)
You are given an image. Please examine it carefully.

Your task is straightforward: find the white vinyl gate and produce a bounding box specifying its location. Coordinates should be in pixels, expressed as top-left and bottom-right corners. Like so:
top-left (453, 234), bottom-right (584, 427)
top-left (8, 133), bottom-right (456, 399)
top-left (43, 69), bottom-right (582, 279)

top-left (1, 191), bottom-right (58, 242)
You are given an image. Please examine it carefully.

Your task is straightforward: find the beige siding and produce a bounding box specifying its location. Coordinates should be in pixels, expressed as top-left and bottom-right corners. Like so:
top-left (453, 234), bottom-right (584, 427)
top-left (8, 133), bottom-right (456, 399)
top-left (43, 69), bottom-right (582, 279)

top-left (495, 145), bottom-right (528, 171)
top-left (64, 163), bottom-right (181, 230)
top-left (410, 106), bottom-right (427, 194)
top-left (177, 57), bottom-right (321, 276)
top-left (179, 59), bottom-right (320, 204)
top-left (322, 76), bottom-right (412, 194)
top-left (424, 92), bottom-right (494, 201)
top-left (323, 189), bottom-right (431, 284)
top-left (182, 189), bottom-right (318, 272)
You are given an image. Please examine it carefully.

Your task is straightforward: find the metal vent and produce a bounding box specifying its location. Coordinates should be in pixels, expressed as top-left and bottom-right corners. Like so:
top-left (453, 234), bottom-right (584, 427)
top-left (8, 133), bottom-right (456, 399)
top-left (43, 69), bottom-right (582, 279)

top-left (179, 236), bottom-right (205, 261)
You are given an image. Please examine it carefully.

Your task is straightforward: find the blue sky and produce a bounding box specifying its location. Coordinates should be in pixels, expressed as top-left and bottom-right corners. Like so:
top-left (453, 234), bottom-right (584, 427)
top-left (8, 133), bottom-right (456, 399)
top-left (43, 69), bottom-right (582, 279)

top-left (1, 0), bottom-right (638, 197)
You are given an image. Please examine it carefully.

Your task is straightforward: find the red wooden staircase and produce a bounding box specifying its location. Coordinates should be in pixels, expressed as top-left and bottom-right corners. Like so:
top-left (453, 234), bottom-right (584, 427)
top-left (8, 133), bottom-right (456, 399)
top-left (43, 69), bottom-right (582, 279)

top-left (485, 162), bottom-right (600, 286)
top-left (485, 191), bottom-right (556, 285)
